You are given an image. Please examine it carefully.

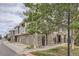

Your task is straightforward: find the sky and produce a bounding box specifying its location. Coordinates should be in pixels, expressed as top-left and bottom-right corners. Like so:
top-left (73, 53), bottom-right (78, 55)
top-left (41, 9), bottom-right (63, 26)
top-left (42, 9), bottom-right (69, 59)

top-left (0, 3), bottom-right (27, 36)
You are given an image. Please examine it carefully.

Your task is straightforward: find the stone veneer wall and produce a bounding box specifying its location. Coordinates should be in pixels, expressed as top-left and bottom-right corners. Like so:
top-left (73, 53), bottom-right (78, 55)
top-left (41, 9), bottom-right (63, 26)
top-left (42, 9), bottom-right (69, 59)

top-left (47, 32), bottom-right (67, 46)
top-left (16, 34), bottom-right (34, 45)
top-left (16, 33), bottom-right (46, 48)
top-left (36, 34), bottom-right (44, 48)
top-left (47, 33), bottom-right (56, 46)
top-left (13, 32), bottom-right (67, 48)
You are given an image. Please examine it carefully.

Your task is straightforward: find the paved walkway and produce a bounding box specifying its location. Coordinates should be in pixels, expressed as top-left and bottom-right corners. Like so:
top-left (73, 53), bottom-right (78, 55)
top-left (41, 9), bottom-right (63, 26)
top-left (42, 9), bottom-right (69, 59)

top-left (3, 40), bottom-right (67, 56)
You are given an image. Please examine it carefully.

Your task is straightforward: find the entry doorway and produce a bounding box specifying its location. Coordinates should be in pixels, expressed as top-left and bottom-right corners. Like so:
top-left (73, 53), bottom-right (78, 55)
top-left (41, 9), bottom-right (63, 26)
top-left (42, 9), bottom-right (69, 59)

top-left (42, 35), bottom-right (46, 46)
top-left (57, 34), bottom-right (61, 43)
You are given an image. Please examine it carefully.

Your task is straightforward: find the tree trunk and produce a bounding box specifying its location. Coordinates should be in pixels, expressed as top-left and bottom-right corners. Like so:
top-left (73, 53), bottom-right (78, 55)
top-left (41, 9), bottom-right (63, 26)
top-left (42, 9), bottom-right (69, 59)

top-left (33, 32), bottom-right (38, 48)
top-left (71, 39), bottom-right (74, 50)
top-left (71, 29), bottom-right (75, 50)
top-left (71, 29), bottom-right (78, 50)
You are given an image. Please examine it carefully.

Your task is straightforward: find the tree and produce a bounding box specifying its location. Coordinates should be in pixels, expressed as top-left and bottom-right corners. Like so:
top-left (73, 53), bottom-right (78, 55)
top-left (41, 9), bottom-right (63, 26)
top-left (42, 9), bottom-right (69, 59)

top-left (51, 3), bottom-right (79, 56)
top-left (24, 4), bottom-right (58, 48)
top-left (24, 3), bottom-right (79, 55)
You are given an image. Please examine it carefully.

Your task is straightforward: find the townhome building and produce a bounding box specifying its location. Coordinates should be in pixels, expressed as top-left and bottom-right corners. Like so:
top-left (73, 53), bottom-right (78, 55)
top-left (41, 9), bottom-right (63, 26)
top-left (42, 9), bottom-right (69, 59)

top-left (14, 22), bottom-right (27, 44)
top-left (8, 20), bottom-right (68, 48)
top-left (8, 30), bottom-right (15, 42)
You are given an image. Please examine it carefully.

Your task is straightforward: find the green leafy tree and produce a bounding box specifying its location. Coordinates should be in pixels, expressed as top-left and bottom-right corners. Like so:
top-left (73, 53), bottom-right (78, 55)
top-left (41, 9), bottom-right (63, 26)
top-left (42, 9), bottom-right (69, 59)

top-left (24, 3), bottom-right (57, 48)
top-left (24, 3), bottom-right (79, 51)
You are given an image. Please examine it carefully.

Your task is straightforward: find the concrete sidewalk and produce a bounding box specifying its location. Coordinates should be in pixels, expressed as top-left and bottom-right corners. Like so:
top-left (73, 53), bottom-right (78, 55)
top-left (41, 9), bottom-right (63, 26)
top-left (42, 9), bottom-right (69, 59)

top-left (3, 40), bottom-right (67, 56)
top-left (3, 41), bottom-right (27, 55)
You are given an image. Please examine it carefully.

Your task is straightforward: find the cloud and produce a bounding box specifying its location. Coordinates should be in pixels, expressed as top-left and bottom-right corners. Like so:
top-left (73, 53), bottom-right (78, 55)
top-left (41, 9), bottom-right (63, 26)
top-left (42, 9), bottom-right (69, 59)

top-left (0, 3), bottom-right (27, 36)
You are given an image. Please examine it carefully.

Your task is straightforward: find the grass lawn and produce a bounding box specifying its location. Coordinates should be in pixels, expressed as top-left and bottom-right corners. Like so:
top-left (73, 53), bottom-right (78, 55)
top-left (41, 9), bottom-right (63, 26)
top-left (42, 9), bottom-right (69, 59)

top-left (31, 45), bottom-right (79, 56)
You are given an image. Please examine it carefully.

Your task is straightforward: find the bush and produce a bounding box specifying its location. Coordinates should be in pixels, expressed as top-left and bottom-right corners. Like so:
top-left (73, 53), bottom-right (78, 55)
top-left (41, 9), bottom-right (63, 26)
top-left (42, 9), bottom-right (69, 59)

top-left (26, 45), bottom-right (34, 49)
top-left (31, 51), bottom-right (51, 56)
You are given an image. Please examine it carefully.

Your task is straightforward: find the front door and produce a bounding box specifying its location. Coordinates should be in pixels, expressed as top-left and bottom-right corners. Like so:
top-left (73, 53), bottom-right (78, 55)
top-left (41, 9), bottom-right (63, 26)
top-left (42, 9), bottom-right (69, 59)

top-left (42, 35), bottom-right (46, 46)
top-left (57, 34), bottom-right (61, 43)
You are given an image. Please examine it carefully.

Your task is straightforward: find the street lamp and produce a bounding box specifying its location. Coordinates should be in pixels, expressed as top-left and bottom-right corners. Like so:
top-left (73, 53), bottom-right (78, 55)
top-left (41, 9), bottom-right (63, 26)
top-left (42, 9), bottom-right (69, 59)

top-left (67, 11), bottom-right (72, 56)
top-left (67, 4), bottom-right (79, 56)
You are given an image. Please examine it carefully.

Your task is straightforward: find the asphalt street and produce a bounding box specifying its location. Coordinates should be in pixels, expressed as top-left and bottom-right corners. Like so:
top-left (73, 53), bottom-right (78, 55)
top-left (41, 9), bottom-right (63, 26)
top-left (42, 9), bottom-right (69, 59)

top-left (0, 40), bottom-right (18, 56)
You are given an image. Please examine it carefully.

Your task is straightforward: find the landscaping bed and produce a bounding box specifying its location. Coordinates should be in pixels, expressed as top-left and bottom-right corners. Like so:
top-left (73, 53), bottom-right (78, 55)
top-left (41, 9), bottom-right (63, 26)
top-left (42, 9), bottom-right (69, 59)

top-left (31, 46), bottom-right (79, 56)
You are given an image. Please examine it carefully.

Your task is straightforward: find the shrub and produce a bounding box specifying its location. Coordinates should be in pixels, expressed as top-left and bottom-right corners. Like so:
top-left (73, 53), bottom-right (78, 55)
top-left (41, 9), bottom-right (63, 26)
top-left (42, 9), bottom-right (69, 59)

top-left (26, 45), bottom-right (34, 49)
